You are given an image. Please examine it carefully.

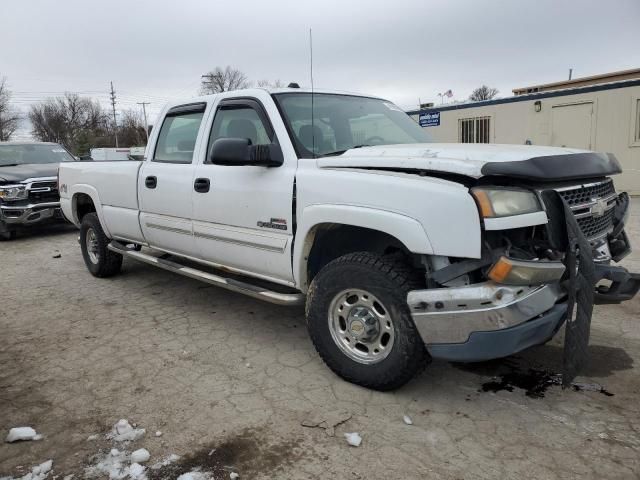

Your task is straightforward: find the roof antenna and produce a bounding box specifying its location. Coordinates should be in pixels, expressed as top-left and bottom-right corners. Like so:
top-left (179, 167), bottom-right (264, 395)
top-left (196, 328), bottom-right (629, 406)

top-left (309, 28), bottom-right (315, 158)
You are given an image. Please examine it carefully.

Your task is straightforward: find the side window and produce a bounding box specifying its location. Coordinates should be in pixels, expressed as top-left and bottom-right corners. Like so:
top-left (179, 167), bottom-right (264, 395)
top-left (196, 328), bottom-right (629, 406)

top-left (153, 111), bottom-right (204, 163)
top-left (207, 105), bottom-right (272, 160)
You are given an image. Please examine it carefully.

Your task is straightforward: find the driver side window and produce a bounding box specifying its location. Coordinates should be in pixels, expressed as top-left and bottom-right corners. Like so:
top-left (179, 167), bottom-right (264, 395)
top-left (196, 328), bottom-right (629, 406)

top-left (207, 105), bottom-right (272, 162)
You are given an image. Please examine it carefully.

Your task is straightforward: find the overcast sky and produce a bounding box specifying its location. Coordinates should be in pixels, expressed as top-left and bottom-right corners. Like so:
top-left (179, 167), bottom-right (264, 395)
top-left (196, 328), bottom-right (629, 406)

top-left (2, 0), bottom-right (639, 138)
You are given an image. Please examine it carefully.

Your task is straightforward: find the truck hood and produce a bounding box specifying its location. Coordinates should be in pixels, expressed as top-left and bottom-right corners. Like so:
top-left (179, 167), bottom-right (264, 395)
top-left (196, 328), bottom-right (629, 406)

top-left (0, 163), bottom-right (61, 183)
top-left (316, 143), bottom-right (621, 181)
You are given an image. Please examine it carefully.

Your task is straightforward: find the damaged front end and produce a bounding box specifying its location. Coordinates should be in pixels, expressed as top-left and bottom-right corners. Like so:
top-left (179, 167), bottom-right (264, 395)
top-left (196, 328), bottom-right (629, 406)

top-left (408, 177), bottom-right (639, 384)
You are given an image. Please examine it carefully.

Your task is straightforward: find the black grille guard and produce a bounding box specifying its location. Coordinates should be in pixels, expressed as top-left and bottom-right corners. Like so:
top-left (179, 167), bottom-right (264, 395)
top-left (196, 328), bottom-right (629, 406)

top-left (544, 191), bottom-right (639, 386)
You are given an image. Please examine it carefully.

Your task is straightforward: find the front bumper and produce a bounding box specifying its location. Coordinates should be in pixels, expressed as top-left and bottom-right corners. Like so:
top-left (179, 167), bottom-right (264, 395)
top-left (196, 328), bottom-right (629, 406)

top-left (0, 201), bottom-right (63, 226)
top-left (407, 263), bottom-right (639, 362)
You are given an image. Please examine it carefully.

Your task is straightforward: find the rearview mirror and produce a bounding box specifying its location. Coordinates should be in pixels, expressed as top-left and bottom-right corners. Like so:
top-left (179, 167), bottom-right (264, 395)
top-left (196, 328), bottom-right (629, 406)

top-left (209, 138), bottom-right (283, 167)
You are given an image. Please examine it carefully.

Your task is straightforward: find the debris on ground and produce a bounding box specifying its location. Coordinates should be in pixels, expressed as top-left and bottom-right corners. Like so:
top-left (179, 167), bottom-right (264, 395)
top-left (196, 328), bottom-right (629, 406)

top-left (2, 460), bottom-right (53, 480)
top-left (301, 411), bottom-right (352, 436)
top-left (403, 415), bottom-right (413, 425)
top-left (130, 448), bottom-right (150, 463)
top-left (571, 382), bottom-right (614, 396)
top-left (86, 434), bottom-right (99, 441)
top-left (230, 473), bottom-right (240, 479)
top-left (5, 427), bottom-right (42, 443)
top-left (107, 419), bottom-right (145, 442)
top-left (154, 431), bottom-right (162, 437)
top-left (52, 253), bottom-right (61, 259)
top-left (344, 432), bottom-right (362, 447)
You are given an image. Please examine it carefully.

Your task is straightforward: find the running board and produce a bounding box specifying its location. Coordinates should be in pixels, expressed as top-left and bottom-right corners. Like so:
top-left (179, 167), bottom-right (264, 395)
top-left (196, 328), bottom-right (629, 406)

top-left (108, 243), bottom-right (304, 306)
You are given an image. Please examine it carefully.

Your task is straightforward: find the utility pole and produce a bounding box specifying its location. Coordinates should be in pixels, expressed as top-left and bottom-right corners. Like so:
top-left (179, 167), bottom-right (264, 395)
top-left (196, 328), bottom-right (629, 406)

top-left (110, 81), bottom-right (119, 148)
top-left (137, 102), bottom-right (151, 141)
top-left (569, 68), bottom-right (573, 80)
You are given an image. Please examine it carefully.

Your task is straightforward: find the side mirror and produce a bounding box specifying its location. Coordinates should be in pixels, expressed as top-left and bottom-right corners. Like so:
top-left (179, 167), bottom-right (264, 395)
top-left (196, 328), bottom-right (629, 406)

top-left (209, 138), bottom-right (283, 167)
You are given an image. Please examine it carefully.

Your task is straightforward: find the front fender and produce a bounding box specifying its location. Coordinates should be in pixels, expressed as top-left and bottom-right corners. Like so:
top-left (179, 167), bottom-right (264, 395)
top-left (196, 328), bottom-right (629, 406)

top-left (293, 204), bottom-right (433, 287)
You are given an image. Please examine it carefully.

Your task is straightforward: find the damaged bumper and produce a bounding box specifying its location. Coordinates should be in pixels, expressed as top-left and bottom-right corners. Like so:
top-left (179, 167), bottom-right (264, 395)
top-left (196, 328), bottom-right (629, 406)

top-left (407, 247), bottom-right (639, 363)
top-left (407, 282), bottom-right (567, 362)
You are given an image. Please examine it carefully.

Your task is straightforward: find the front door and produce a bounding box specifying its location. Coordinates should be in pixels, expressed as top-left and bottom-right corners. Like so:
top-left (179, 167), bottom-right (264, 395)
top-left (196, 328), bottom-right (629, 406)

top-left (191, 97), bottom-right (296, 284)
top-left (139, 102), bottom-right (207, 255)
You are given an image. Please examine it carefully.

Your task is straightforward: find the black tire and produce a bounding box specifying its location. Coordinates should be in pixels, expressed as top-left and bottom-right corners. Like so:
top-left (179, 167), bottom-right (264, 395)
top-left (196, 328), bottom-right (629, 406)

top-left (80, 212), bottom-right (122, 277)
top-left (306, 251), bottom-right (429, 391)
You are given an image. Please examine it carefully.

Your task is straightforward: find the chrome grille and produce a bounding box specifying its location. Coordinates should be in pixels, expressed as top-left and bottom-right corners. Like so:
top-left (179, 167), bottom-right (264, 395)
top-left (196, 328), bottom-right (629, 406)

top-left (556, 179), bottom-right (617, 241)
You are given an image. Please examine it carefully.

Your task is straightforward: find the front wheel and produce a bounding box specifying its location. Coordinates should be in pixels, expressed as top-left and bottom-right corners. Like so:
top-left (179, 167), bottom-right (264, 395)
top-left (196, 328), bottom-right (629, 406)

top-left (306, 252), bottom-right (429, 390)
top-left (80, 212), bottom-right (122, 277)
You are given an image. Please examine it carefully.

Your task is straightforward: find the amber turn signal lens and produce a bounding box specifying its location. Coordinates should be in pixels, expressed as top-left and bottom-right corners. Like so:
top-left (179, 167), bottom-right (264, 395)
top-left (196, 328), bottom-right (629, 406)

top-left (471, 189), bottom-right (495, 218)
top-left (488, 256), bottom-right (513, 283)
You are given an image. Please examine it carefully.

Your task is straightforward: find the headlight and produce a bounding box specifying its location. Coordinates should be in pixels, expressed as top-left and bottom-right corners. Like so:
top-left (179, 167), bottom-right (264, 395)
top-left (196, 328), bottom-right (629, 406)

top-left (471, 187), bottom-right (541, 218)
top-left (0, 185), bottom-right (28, 200)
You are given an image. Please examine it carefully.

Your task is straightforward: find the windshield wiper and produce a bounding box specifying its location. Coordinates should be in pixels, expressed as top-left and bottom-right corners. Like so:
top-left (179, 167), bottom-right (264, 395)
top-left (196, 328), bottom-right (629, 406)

top-left (0, 163), bottom-right (19, 167)
top-left (320, 144), bottom-right (372, 157)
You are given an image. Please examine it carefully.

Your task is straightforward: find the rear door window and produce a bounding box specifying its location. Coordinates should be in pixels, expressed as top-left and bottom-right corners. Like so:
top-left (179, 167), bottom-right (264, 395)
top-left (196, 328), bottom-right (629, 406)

top-left (153, 108), bottom-right (205, 164)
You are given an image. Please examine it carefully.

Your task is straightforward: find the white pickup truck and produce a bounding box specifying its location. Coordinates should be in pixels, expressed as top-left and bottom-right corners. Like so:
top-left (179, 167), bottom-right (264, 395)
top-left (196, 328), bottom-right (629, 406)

top-left (58, 87), bottom-right (639, 390)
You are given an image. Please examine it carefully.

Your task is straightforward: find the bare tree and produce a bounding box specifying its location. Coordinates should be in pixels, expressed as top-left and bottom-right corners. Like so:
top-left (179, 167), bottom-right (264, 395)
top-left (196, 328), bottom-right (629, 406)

top-left (200, 66), bottom-right (250, 94)
top-left (0, 77), bottom-right (21, 141)
top-left (29, 93), bottom-right (110, 153)
top-left (117, 109), bottom-right (147, 147)
top-left (469, 85), bottom-right (499, 102)
top-left (256, 79), bottom-right (284, 88)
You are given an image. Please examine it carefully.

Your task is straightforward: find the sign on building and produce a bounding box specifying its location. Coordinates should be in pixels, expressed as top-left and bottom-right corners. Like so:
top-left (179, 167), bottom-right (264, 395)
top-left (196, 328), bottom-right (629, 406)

top-left (419, 111), bottom-right (440, 127)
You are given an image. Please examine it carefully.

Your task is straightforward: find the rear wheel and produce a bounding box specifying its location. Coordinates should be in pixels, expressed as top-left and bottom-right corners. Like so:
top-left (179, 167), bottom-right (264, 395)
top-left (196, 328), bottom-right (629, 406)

top-left (80, 212), bottom-right (122, 277)
top-left (306, 251), bottom-right (429, 390)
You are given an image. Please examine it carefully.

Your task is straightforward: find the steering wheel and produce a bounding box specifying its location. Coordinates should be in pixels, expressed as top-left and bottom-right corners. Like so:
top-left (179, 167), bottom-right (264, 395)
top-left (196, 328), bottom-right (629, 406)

top-left (363, 136), bottom-right (385, 145)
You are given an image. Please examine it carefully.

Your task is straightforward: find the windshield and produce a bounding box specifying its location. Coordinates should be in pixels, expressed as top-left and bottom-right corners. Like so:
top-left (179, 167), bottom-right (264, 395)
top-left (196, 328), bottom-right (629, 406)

top-left (0, 144), bottom-right (75, 166)
top-left (273, 93), bottom-right (431, 158)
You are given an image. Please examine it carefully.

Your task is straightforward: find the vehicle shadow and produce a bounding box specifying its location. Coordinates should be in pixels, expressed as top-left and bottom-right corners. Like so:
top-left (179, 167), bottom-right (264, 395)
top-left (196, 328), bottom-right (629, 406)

top-left (5, 222), bottom-right (77, 241)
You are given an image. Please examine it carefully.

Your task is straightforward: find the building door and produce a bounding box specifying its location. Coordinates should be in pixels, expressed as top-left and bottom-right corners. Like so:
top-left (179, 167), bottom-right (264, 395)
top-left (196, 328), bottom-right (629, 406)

top-left (550, 102), bottom-right (594, 149)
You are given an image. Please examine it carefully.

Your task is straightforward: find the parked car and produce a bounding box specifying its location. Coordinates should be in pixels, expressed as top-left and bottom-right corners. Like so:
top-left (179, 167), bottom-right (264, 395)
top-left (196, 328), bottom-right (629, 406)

top-left (58, 87), bottom-right (639, 390)
top-left (0, 141), bottom-right (74, 240)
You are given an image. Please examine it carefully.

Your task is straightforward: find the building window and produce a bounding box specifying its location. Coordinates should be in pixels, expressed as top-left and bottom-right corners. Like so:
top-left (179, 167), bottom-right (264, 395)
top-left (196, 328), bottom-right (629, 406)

top-left (459, 116), bottom-right (491, 143)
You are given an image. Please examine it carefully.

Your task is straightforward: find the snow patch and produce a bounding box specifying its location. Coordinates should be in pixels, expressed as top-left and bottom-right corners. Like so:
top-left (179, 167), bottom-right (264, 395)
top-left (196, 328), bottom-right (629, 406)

top-left (107, 420), bottom-right (145, 443)
top-left (130, 449), bottom-right (150, 464)
top-left (150, 454), bottom-right (180, 470)
top-left (5, 427), bottom-right (41, 443)
top-left (176, 472), bottom-right (211, 480)
top-left (127, 463), bottom-right (146, 480)
top-left (344, 432), bottom-right (362, 447)
top-left (2, 460), bottom-right (53, 480)
top-left (230, 473), bottom-right (240, 479)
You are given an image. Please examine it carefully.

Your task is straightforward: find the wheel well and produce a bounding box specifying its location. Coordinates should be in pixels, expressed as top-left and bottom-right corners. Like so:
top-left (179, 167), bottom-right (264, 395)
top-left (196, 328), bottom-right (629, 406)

top-left (306, 224), bottom-right (414, 285)
top-left (74, 193), bottom-right (96, 222)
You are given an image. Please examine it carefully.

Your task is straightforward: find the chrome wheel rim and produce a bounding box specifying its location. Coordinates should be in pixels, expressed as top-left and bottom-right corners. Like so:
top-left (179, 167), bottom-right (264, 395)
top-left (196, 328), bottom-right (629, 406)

top-left (328, 289), bottom-right (395, 364)
top-left (86, 228), bottom-right (99, 264)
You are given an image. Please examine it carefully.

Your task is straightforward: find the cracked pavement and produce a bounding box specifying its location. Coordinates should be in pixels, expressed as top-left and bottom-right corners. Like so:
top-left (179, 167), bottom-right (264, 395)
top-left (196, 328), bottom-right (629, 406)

top-left (1, 199), bottom-right (639, 479)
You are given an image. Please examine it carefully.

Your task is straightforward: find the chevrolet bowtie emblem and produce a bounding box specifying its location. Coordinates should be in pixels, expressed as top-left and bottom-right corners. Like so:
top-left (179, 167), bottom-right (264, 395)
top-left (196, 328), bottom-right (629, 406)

top-left (591, 198), bottom-right (608, 217)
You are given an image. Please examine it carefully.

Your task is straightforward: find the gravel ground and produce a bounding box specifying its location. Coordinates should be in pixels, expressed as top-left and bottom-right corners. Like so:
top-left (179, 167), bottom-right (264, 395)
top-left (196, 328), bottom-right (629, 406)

top-left (1, 200), bottom-right (639, 479)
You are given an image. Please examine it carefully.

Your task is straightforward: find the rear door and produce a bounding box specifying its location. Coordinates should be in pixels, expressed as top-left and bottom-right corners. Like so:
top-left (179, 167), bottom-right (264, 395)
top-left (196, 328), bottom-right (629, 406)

top-left (191, 96), bottom-right (297, 284)
top-left (138, 102), bottom-right (207, 255)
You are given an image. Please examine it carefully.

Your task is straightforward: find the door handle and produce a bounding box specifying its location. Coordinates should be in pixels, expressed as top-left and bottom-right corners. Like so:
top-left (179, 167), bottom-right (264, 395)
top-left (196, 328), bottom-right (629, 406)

top-left (145, 176), bottom-right (157, 189)
top-left (194, 177), bottom-right (210, 193)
